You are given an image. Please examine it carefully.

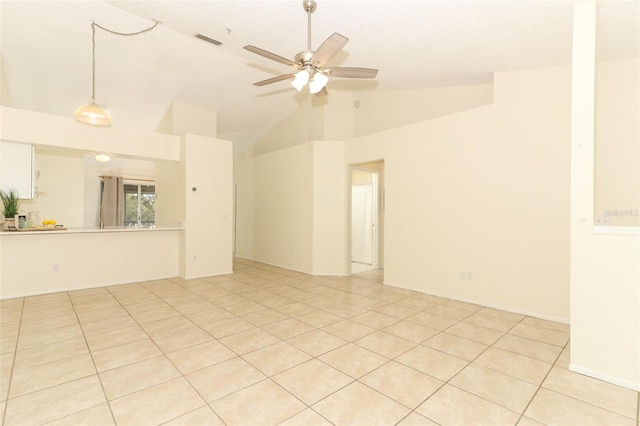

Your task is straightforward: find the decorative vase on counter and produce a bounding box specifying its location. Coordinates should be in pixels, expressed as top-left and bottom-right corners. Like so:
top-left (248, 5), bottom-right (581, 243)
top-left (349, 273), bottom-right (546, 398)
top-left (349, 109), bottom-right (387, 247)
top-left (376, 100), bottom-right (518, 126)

top-left (2, 216), bottom-right (17, 231)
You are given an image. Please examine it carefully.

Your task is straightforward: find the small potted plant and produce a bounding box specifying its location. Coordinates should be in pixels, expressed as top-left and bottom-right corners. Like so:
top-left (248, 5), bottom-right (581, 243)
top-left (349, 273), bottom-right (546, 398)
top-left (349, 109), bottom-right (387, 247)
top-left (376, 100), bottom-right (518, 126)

top-left (1, 189), bottom-right (20, 230)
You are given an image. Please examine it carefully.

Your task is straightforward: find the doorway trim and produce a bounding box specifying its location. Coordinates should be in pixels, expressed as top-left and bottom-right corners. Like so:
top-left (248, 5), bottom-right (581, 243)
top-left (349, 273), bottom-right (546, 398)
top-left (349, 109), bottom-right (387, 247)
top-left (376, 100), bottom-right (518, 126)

top-left (348, 161), bottom-right (384, 275)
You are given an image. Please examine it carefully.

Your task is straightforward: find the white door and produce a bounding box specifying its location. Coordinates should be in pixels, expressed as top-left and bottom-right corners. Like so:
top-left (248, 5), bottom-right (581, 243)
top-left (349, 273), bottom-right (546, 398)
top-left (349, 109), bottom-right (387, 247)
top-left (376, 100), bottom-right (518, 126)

top-left (351, 183), bottom-right (373, 264)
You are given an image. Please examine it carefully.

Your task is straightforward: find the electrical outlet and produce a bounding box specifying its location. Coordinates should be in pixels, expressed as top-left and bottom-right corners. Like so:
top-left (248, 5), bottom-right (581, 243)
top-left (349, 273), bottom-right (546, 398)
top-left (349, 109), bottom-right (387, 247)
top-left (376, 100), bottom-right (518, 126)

top-left (459, 271), bottom-right (472, 280)
top-left (52, 264), bottom-right (59, 272)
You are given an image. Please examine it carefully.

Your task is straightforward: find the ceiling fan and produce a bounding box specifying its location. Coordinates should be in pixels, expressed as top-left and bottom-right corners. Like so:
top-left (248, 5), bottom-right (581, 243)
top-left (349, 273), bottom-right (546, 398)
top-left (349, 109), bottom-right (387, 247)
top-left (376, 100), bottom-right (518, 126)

top-left (243, 0), bottom-right (378, 97)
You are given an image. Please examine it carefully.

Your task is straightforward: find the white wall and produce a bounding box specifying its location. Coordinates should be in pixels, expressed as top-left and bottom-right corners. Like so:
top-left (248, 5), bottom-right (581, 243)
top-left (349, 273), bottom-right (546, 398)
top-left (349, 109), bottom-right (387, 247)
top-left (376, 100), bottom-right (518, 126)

top-left (569, 2), bottom-right (639, 391)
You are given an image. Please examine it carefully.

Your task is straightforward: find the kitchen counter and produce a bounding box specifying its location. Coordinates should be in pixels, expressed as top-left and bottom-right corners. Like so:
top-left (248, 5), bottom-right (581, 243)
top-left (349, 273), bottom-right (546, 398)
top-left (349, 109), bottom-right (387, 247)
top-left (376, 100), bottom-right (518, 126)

top-left (0, 226), bottom-right (183, 236)
top-left (1, 226), bottom-right (183, 299)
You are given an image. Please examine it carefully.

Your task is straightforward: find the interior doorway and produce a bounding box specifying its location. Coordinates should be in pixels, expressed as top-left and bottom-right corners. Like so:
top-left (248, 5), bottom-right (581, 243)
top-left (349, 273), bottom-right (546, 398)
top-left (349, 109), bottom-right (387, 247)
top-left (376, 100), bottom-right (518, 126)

top-left (350, 161), bottom-right (384, 274)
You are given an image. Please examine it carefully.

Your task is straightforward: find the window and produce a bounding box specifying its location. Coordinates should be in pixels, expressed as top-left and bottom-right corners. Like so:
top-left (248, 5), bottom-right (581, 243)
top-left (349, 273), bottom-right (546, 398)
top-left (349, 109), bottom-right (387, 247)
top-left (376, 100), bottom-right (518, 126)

top-left (124, 183), bottom-right (156, 228)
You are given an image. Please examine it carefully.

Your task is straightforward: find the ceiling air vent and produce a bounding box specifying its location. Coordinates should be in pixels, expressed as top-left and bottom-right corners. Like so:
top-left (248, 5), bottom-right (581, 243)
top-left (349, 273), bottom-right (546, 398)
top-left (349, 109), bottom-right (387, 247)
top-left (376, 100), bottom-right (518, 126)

top-left (195, 33), bottom-right (222, 46)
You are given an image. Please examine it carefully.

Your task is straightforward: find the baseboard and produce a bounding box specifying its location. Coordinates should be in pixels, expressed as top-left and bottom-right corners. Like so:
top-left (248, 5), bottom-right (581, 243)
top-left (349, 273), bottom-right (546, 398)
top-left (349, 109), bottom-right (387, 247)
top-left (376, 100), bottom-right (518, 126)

top-left (383, 280), bottom-right (570, 325)
top-left (569, 364), bottom-right (640, 391)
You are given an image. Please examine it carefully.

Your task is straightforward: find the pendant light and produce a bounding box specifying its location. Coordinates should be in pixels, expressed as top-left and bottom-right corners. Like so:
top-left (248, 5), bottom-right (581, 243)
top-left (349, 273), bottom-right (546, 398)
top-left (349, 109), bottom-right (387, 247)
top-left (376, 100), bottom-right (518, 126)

top-left (94, 153), bottom-right (111, 162)
top-left (75, 19), bottom-right (160, 127)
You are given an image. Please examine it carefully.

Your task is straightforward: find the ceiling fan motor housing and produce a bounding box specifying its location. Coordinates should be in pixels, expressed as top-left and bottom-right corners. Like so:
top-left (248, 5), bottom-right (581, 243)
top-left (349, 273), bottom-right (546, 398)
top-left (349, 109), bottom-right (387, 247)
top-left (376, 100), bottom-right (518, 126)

top-left (295, 51), bottom-right (316, 70)
top-left (303, 0), bottom-right (317, 13)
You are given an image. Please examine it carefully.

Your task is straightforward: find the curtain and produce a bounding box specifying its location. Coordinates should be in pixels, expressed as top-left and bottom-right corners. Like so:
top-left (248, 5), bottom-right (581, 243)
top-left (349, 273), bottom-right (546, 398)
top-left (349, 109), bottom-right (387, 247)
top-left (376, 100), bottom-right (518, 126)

top-left (101, 176), bottom-right (124, 228)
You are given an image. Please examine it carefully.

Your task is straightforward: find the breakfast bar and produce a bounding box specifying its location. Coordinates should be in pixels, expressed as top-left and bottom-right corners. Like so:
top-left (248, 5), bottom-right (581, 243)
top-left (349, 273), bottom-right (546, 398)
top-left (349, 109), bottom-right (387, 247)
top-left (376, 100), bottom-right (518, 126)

top-left (0, 227), bottom-right (182, 299)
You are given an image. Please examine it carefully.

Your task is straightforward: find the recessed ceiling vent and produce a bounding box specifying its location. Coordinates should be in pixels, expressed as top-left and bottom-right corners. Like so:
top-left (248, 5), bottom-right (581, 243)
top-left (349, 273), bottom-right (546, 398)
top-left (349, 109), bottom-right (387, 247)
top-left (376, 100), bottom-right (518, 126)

top-left (195, 33), bottom-right (222, 46)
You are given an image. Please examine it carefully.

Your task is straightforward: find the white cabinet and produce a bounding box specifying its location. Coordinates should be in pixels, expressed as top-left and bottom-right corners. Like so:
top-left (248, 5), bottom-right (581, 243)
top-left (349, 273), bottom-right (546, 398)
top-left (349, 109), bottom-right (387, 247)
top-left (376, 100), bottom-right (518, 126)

top-left (1, 141), bottom-right (34, 199)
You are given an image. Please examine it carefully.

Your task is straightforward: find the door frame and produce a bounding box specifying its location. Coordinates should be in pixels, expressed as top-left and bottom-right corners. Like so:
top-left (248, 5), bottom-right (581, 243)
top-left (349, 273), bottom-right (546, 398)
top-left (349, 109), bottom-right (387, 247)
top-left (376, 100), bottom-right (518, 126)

top-left (348, 165), bottom-right (381, 274)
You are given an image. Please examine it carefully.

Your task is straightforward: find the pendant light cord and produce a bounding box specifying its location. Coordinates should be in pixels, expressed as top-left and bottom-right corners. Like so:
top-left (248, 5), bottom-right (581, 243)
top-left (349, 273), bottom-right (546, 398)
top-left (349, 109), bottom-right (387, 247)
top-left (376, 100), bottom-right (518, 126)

top-left (89, 19), bottom-right (161, 103)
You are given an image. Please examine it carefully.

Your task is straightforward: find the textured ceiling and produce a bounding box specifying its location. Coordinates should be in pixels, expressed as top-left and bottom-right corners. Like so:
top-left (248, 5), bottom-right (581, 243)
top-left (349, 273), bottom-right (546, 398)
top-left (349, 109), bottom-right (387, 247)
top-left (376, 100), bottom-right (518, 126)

top-left (1, 0), bottom-right (638, 155)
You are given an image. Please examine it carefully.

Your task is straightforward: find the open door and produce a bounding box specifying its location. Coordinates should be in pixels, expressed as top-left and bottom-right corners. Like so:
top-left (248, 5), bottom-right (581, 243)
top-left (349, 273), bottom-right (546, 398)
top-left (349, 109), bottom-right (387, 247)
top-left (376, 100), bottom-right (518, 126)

top-left (350, 165), bottom-right (382, 273)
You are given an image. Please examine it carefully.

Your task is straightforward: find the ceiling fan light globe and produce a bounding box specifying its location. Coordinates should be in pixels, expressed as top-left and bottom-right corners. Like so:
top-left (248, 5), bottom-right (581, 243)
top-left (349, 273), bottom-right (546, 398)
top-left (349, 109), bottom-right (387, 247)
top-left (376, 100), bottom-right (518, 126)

top-left (291, 70), bottom-right (310, 91)
top-left (309, 72), bottom-right (328, 94)
top-left (75, 103), bottom-right (112, 127)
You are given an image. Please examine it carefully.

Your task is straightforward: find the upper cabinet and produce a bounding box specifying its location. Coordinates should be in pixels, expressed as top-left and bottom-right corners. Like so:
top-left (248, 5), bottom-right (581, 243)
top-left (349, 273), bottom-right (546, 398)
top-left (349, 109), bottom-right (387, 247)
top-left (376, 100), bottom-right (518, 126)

top-left (1, 141), bottom-right (35, 199)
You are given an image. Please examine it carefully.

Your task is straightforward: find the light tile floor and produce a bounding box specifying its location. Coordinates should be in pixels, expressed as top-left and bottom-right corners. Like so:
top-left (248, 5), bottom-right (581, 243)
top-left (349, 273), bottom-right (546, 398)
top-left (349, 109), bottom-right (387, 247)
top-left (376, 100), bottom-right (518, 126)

top-left (1, 258), bottom-right (638, 425)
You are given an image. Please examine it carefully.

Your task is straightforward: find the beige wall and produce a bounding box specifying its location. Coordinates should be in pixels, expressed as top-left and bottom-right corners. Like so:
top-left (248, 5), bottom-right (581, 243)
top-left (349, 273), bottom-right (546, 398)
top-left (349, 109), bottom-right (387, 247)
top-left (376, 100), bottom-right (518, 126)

top-left (349, 66), bottom-right (572, 322)
top-left (233, 157), bottom-right (254, 259)
top-left (0, 107), bottom-right (180, 161)
top-left (252, 100), bottom-right (326, 157)
top-left (250, 143), bottom-right (314, 273)
top-left (250, 85), bottom-right (493, 159)
top-left (20, 152), bottom-right (85, 228)
top-left (354, 84), bottom-right (494, 137)
top-left (1, 230), bottom-right (180, 298)
top-left (312, 141), bottom-right (347, 275)
top-left (0, 106), bottom-right (234, 297)
top-left (156, 101), bottom-right (218, 140)
top-left (235, 140), bottom-right (347, 275)
top-left (236, 66), bottom-right (573, 322)
top-left (234, 56), bottom-right (639, 391)
top-left (182, 134), bottom-right (234, 278)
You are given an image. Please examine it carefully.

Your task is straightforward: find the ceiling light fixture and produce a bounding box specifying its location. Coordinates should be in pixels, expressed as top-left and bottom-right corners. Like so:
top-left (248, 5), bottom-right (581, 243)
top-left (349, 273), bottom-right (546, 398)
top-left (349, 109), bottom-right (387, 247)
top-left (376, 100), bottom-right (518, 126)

top-left (291, 69), bottom-right (310, 91)
top-left (94, 153), bottom-right (111, 162)
top-left (75, 19), bottom-right (160, 127)
top-left (308, 72), bottom-right (328, 94)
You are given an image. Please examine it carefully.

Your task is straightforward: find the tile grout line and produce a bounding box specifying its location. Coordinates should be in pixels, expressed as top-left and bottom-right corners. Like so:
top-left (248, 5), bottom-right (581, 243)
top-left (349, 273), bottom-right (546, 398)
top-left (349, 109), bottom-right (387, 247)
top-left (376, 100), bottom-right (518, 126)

top-left (5, 261), bottom-right (633, 425)
top-left (104, 282), bottom-right (224, 423)
top-left (1, 297), bottom-right (25, 426)
top-left (69, 289), bottom-right (119, 426)
top-left (515, 338), bottom-right (570, 425)
top-left (394, 312), bottom-right (530, 424)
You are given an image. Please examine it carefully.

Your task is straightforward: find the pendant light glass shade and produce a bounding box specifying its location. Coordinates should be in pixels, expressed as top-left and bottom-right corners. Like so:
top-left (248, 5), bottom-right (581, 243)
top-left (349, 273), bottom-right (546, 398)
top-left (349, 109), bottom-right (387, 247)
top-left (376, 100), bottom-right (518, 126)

top-left (94, 153), bottom-right (111, 162)
top-left (291, 70), bottom-right (310, 92)
top-left (309, 72), bottom-right (328, 94)
top-left (75, 102), bottom-right (111, 127)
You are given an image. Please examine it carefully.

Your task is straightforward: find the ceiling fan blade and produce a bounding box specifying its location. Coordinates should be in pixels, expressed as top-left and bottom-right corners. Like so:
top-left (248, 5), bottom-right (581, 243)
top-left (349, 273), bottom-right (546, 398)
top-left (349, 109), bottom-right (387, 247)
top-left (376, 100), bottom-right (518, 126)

top-left (310, 32), bottom-right (348, 67)
top-left (253, 73), bottom-right (295, 86)
top-left (324, 67), bottom-right (378, 79)
top-left (244, 45), bottom-right (297, 67)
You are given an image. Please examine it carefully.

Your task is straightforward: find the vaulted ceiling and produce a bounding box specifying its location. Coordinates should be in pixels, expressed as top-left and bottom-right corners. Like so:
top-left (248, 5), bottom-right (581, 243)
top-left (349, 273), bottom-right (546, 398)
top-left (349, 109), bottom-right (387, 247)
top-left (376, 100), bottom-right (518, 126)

top-left (1, 1), bottom-right (638, 155)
